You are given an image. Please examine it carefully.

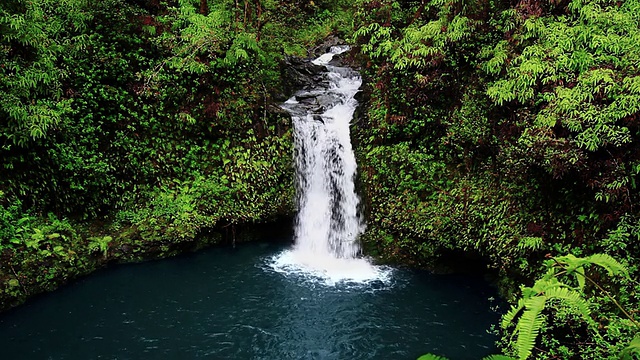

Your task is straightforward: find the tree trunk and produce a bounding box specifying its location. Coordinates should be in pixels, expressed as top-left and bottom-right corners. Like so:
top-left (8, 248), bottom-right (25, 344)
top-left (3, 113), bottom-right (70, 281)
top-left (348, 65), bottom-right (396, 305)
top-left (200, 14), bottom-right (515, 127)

top-left (243, 0), bottom-right (251, 28)
top-left (199, 0), bottom-right (209, 15)
top-left (256, 0), bottom-right (264, 41)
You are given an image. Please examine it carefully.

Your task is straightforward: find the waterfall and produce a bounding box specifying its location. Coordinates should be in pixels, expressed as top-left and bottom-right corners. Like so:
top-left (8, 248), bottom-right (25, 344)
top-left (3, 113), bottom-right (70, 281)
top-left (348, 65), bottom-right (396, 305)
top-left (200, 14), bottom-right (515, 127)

top-left (284, 45), bottom-right (364, 259)
top-left (271, 46), bottom-right (391, 284)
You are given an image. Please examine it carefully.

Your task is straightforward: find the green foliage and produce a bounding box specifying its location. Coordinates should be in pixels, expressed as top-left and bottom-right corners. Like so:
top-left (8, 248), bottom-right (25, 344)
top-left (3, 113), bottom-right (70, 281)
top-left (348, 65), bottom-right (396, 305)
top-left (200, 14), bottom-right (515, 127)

top-left (88, 236), bottom-right (112, 258)
top-left (517, 237), bottom-right (543, 252)
top-left (353, 1), bottom-right (640, 357)
top-left (1, 0), bottom-right (332, 218)
top-left (482, 0), bottom-right (640, 201)
top-left (620, 333), bottom-right (640, 360)
top-left (0, 0), bottom-right (347, 311)
top-left (0, 191), bottom-right (30, 249)
top-left (0, 0), bottom-right (91, 147)
top-left (550, 253), bottom-right (629, 290)
top-left (503, 281), bottom-right (591, 359)
top-left (355, 12), bottom-right (475, 70)
top-left (115, 134), bottom-right (295, 243)
top-left (417, 354), bottom-right (516, 360)
top-left (502, 254), bottom-right (632, 359)
top-left (417, 354), bottom-right (448, 360)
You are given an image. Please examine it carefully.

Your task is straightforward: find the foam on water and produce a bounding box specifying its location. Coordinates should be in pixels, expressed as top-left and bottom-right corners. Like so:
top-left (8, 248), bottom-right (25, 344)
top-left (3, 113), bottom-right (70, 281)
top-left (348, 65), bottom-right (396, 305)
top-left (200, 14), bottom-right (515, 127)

top-left (312, 45), bottom-right (351, 66)
top-left (267, 250), bottom-right (394, 287)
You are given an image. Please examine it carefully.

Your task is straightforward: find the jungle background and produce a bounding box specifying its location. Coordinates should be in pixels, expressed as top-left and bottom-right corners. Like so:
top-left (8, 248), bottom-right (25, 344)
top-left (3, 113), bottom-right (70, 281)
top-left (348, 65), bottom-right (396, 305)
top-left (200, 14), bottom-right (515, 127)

top-left (1, 0), bottom-right (639, 358)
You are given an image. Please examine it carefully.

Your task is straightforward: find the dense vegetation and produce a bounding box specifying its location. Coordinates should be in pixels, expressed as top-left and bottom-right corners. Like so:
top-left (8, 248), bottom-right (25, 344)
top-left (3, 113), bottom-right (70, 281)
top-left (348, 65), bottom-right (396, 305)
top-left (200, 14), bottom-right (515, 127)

top-left (352, 0), bottom-right (640, 357)
top-left (1, 0), bottom-right (639, 358)
top-left (0, 0), bottom-right (352, 308)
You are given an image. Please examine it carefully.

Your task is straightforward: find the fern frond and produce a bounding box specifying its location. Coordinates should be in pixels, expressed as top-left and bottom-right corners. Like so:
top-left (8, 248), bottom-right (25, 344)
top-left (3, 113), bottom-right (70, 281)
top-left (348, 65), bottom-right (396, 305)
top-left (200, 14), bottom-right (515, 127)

top-left (543, 287), bottom-right (592, 323)
top-left (517, 237), bottom-right (543, 252)
top-left (551, 253), bottom-right (630, 287)
top-left (515, 296), bottom-right (546, 360)
top-left (552, 254), bottom-right (584, 274)
top-left (502, 298), bottom-right (526, 329)
top-left (574, 266), bottom-right (587, 291)
top-left (416, 354), bottom-right (448, 360)
top-left (584, 253), bottom-right (629, 279)
top-left (530, 277), bottom-right (565, 294)
top-left (483, 356), bottom-right (517, 360)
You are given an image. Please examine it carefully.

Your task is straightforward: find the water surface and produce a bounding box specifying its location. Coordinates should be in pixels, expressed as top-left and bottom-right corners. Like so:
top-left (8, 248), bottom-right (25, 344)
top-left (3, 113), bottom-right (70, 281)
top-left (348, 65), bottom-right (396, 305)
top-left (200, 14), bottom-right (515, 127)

top-left (0, 239), bottom-right (501, 359)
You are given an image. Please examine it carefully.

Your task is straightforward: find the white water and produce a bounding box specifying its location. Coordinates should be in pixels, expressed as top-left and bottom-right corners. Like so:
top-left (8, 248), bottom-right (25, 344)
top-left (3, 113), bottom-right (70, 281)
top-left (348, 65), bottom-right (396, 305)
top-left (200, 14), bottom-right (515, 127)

top-left (270, 46), bottom-right (392, 285)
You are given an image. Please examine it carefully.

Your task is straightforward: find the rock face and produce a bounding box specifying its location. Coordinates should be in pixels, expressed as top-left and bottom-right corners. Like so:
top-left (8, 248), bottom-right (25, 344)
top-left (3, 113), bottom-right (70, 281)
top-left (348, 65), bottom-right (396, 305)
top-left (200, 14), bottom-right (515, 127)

top-left (280, 46), bottom-right (361, 132)
top-left (279, 37), bottom-right (350, 100)
top-left (307, 35), bottom-right (345, 57)
top-left (280, 56), bottom-right (326, 98)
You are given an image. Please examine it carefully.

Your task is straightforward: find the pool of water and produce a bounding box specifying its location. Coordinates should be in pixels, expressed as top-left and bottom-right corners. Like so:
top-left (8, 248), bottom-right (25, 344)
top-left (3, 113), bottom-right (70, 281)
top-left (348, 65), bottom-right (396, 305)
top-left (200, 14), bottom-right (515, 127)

top-left (0, 238), bottom-right (502, 359)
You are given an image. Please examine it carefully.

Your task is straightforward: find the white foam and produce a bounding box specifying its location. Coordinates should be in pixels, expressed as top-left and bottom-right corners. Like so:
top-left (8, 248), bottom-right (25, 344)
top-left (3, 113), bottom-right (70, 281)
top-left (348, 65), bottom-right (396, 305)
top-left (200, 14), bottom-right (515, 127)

top-left (312, 53), bottom-right (335, 66)
top-left (311, 45), bottom-right (351, 66)
top-left (267, 249), bottom-right (394, 287)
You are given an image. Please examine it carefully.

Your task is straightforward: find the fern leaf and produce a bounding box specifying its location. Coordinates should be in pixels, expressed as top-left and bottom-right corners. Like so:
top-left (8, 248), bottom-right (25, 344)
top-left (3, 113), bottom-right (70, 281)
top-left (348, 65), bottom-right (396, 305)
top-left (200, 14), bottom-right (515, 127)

top-left (517, 237), bottom-right (543, 252)
top-left (530, 277), bottom-right (564, 294)
top-left (543, 287), bottom-right (592, 322)
top-left (552, 254), bottom-right (584, 274)
top-left (502, 298), bottom-right (526, 329)
top-left (515, 296), bottom-right (546, 360)
top-left (417, 354), bottom-right (449, 360)
top-left (575, 267), bottom-right (586, 291)
top-left (483, 356), bottom-right (517, 360)
top-left (584, 253), bottom-right (629, 279)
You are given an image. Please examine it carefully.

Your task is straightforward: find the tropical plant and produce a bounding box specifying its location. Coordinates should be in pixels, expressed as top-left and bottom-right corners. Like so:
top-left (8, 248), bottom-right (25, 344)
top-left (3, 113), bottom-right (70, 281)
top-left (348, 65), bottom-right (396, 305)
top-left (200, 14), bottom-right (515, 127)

top-left (482, 0), bottom-right (640, 204)
top-left (620, 333), bottom-right (640, 360)
top-left (88, 236), bottom-right (112, 258)
top-left (417, 353), bottom-right (516, 360)
top-left (417, 354), bottom-right (449, 360)
top-left (0, 0), bottom-right (91, 147)
top-left (502, 253), bottom-right (633, 359)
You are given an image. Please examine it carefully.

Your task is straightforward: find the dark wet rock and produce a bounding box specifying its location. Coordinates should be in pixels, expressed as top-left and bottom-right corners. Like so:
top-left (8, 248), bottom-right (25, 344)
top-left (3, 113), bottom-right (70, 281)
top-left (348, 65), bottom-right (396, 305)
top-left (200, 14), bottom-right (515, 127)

top-left (296, 96), bottom-right (319, 105)
top-left (308, 35), bottom-right (345, 58)
top-left (119, 244), bottom-right (132, 254)
top-left (268, 104), bottom-right (289, 115)
top-left (283, 56), bottom-right (321, 71)
top-left (280, 38), bottom-right (361, 120)
top-left (295, 92), bottom-right (318, 100)
top-left (317, 94), bottom-right (340, 108)
top-left (277, 36), bottom-right (355, 102)
top-left (327, 51), bottom-right (349, 67)
top-left (354, 89), bottom-right (365, 103)
top-left (281, 56), bottom-right (327, 98)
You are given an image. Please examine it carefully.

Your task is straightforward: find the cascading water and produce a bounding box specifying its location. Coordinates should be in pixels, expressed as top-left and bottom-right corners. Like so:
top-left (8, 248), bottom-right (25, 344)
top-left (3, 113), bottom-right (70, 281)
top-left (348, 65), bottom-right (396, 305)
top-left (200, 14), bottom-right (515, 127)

top-left (271, 46), bottom-right (391, 284)
top-left (289, 45), bottom-right (364, 259)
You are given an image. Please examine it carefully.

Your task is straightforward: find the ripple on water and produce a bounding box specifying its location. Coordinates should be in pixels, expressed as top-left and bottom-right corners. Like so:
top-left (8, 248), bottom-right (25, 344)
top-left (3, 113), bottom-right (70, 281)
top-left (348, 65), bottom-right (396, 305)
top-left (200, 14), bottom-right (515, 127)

top-left (0, 241), bottom-right (501, 360)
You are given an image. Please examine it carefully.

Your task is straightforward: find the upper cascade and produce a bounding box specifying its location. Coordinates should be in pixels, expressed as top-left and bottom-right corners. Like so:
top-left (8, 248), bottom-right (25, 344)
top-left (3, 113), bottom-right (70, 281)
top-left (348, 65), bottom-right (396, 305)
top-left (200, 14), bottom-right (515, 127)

top-left (311, 45), bottom-right (351, 66)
